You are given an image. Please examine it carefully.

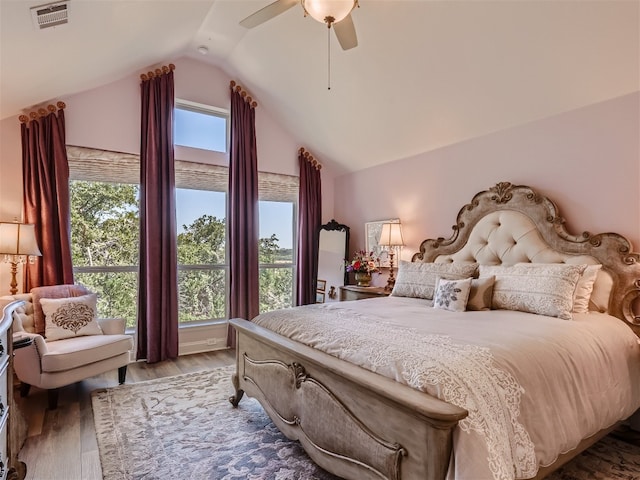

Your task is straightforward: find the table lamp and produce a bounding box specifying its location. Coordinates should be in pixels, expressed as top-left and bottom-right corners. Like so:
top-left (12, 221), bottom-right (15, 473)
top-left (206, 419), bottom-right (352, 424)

top-left (378, 222), bottom-right (404, 292)
top-left (0, 222), bottom-right (42, 295)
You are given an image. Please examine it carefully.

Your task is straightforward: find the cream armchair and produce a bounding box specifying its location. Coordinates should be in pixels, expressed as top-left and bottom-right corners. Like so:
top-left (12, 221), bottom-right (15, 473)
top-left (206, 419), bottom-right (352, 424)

top-left (4, 284), bottom-right (134, 409)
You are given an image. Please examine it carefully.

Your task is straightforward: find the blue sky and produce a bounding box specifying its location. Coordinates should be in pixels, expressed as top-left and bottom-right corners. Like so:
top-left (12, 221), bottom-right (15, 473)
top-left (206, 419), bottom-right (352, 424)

top-left (176, 188), bottom-right (294, 249)
top-left (174, 106), bottom-right (294, 250)
top-left (175, 108), bottom-right (226, 152)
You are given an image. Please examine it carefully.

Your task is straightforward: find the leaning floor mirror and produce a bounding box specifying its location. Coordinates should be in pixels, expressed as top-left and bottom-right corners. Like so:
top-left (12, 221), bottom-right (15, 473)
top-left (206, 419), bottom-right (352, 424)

top-left (316, 220), bottom-right (350, 303)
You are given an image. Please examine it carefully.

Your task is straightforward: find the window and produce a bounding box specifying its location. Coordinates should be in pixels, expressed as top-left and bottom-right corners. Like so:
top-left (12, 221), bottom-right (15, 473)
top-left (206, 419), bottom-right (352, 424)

top-left (174, 100), bottom-right (228, 153)
top-left (174, 100), bottom-right (230, 324)
top-left (68, 148), bottom-right (232, 328)
top-left (176, 188), bottom-right (227, 323)
top-left (68, 143), bottom-right (300, 329)
top-left (259, 200), bottom-right (296, 313)
top-left (256, 170), bottom-right (300, 313)
top-left (69, 148), bottom-right (140, 329)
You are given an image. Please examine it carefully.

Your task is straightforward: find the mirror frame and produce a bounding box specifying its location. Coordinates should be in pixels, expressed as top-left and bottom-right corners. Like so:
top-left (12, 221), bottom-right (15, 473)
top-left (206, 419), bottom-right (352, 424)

top-left (319, 219), bottom-right (350, 286)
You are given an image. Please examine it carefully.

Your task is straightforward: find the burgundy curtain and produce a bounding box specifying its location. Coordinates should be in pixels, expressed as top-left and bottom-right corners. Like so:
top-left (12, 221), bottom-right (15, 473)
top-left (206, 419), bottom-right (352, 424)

top-left (20, 102), bottom-right (74, 291)
top-left (227, 81), bottom-right (260, 347)
top-left (136, 64), bottom-right (179, 363)
top-left (295, 148), bottom-right (322, 306)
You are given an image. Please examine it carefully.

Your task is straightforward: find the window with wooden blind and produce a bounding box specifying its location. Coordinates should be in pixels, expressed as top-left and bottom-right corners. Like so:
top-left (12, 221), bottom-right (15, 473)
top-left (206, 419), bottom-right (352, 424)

top-left (67, 143), bottom-right (298, 329)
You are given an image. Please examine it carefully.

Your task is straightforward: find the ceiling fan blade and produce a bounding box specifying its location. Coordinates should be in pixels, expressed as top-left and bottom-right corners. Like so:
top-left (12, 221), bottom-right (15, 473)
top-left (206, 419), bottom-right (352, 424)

top-left (239, 0), bottom-right (298, 29)
top-left (333, 13), bottom-right (358, 50)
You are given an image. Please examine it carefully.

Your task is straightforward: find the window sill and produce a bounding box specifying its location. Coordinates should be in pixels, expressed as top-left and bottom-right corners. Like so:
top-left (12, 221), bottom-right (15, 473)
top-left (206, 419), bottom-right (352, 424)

top-left (179, 318), bottom-right (228, 329)
top-left (125, 318), bottom-right (228, 335)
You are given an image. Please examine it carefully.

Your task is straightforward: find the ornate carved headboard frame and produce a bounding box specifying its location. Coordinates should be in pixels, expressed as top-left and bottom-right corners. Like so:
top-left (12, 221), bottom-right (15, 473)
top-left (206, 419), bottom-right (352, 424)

top-left (412, 182), bottom-right (640, 330)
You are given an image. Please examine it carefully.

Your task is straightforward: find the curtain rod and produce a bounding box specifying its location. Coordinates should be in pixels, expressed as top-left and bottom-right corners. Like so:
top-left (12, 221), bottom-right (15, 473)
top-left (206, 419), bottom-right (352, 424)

top-left (230, 80), bottom-right (258, 108)
top-left (18, 101), bottom-right (66, 123)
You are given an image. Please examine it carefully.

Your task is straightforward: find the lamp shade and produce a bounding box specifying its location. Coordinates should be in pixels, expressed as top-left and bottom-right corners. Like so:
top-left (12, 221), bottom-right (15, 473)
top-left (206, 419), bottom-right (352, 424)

top-left (302, 0), bottom-right (356, 24)
top-left (0, 222), bottom-right (42, 256)
top-left (378, 222), bottom-right (404, 247)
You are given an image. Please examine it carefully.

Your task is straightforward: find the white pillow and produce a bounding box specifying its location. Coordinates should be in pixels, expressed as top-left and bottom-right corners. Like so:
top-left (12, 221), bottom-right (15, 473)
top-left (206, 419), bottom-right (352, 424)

top-left (479, 263), bottom-right (586, 320)
top-left (41, 293), bottom-right (103, 341)
top-left (433, 277), bottom-right (472, 312)
top-left (391, 262), bottom-right (479, 300)
top-left (572, 264), bottom-right (602, 313)
top-left (515, 262), bottom-right (602, 314)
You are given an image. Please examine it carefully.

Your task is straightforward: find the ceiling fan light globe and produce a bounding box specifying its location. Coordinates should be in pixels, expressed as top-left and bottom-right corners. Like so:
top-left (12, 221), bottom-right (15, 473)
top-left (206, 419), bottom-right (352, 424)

top-left (302, 0), bottom-right (355, 26)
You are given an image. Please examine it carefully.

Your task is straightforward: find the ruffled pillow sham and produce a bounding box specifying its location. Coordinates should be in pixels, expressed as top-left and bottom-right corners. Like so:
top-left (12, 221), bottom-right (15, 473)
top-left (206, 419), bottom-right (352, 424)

top-left (391, 262), bottom-right (479, 300)
top-left (515, 262), bottom-right (603, 314)
top-left (479, 263), bottom-right (587, 320)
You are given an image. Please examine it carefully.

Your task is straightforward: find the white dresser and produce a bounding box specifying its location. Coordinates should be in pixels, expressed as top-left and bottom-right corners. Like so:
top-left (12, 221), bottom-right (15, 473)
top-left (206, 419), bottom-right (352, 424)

top-left (0, 299), bottom-right (26, 480)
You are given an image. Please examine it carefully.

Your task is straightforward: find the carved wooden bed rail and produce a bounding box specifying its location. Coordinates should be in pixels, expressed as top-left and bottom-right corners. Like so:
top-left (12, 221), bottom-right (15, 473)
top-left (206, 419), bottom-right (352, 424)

top-left (229, 318), bottom-right (467, 480)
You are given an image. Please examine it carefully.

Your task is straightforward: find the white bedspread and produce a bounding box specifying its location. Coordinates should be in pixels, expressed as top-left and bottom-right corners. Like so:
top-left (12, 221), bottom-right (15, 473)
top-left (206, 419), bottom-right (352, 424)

top-left (253, 296), bottom-right (640, 480)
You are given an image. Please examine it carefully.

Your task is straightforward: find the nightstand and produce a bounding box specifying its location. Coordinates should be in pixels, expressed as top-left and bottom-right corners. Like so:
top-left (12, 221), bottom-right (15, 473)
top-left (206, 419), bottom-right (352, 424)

top-left (339, 285), bottom-right (390, 301)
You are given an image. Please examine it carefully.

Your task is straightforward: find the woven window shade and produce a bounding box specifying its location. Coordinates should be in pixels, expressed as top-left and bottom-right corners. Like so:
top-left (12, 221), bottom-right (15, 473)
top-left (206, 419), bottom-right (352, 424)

top-left (67, 146), bottom-right (138, 184)
top-left (66, 145), bottom-right (298, 202)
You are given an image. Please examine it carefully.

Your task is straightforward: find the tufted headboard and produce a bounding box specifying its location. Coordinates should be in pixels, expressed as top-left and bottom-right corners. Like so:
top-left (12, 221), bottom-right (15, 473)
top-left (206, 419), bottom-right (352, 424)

top-left (412, 182), bottom-right (640, 331)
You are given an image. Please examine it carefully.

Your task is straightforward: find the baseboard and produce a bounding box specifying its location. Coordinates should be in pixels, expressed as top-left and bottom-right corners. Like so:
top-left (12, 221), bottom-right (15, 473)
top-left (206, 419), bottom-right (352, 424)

top-left (126, 321), bottom-right (229, 359)
top-left (179, 338), bottom-right (228, 356)
top-left (178, 321), bottom-right (228, 356)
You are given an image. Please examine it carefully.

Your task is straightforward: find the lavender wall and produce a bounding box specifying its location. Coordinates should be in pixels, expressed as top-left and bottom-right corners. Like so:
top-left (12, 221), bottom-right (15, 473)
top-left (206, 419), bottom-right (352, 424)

top-left (63, 56), bottom-right (316, 177)
top-left (335, 92), bottom-right (640, 266)
top-left (0, 119), bottom-right (22, 220)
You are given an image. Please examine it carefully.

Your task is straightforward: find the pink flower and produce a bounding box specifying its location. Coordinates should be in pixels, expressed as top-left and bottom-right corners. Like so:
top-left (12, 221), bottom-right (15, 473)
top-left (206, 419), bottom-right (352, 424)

top-left (345, 251), bottom-right (379, 273)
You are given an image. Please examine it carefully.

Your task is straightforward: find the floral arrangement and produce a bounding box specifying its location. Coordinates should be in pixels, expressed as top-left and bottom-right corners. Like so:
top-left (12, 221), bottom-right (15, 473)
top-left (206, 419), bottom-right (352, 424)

top-left (345, 250), bottom-right (379, 274)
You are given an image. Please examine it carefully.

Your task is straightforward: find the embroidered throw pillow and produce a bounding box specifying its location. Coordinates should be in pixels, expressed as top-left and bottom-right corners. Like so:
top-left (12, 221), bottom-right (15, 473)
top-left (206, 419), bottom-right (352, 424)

top-left (30, 284), bottom-right (91, 336)
top-left (433, 277), bottom-right (472, 312)
top-left (479, 263), bottom-right (586, 320)
top-left (515, 262), bottom-right (602, 314)
top-left (391, 262), bottom-right (478, 300)
top-left (41, 293), bottom-right (103, 341)
top-left (466, 276), bottom-right (495, 311)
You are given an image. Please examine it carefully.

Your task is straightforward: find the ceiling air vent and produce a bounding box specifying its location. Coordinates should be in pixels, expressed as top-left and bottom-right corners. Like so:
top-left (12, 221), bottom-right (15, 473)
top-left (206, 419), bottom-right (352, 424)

top-left (31, 1), bottom-right (69, 30)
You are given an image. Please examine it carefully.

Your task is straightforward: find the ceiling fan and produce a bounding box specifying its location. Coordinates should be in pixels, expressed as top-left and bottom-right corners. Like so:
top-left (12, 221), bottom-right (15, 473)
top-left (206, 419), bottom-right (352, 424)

top-left (240, 0), bottom-right (359, 50)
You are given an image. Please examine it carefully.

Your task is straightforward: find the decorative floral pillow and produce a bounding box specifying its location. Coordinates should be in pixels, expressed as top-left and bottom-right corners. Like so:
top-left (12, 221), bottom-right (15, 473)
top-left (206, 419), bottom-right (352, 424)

top-left (30, 283), bottom-right (91, 336)
top-left (433, 277), bottom-right (472, 312)
top-left (479, 263), bottom-right (586, 320)
top-left (391, 262), bottom-right (478, 300)
top-left (466, 276), bottom-right (495, 311)
top-left (40, 293), bottom-right (103, 341)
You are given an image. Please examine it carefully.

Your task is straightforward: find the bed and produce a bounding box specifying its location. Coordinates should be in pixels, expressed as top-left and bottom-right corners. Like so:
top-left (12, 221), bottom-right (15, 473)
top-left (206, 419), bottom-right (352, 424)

top-left (229, 182), bottom-right (640, 480)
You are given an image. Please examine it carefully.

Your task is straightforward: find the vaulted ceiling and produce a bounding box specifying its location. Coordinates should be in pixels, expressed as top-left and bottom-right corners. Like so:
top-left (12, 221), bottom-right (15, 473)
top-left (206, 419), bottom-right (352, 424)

top-left (1, 1), bottom-right (638, 174)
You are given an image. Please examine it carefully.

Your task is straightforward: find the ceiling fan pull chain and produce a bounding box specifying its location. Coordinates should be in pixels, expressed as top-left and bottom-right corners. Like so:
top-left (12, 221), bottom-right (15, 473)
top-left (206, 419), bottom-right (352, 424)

top-left (327, 25), bottom-right (331, 90)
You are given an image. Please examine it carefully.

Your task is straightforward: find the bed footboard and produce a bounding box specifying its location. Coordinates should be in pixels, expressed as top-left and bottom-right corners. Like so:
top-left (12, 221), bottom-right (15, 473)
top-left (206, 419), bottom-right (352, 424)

top-left (229, 318), bottom-right (467, 480)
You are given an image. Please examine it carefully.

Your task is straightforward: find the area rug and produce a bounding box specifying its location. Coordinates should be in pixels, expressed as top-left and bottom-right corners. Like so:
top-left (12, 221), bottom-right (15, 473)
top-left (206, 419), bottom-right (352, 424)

top-left (91, 366), bottom-right (640, 480)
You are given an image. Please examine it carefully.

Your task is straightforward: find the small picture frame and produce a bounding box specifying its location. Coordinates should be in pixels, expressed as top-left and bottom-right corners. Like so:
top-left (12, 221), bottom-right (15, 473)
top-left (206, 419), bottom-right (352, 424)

top-left (316, 291), bottom-right (325, 303)
top-left (316, 279), bottom-right (326, 292)
top-left (365, 218), bottom-right (400, 268)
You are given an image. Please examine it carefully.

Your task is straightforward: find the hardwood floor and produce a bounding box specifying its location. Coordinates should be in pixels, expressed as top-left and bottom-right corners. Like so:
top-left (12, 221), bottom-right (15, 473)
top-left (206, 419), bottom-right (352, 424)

top-left (14, 349), bottom-right (235, 480)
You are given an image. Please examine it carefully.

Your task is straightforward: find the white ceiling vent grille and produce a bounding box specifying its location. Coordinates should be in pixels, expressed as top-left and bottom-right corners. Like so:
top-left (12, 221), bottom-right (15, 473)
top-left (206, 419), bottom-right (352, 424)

top-left (31, 1), bottom-right (69, 30)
